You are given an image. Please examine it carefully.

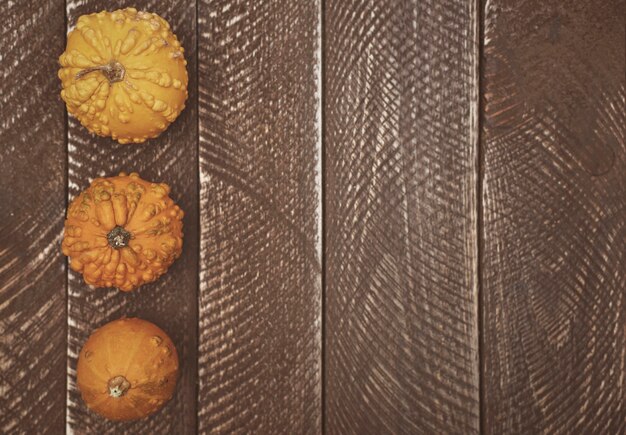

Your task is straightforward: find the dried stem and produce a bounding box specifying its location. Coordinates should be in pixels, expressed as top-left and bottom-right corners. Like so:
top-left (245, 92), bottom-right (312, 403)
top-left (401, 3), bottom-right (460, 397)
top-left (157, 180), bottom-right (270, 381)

top-left (108, 375), bottom-right (131, 398)
top-left (76, 61), bottom-right (125, 84)
top-left (107, 226), bottom-right (131, 249)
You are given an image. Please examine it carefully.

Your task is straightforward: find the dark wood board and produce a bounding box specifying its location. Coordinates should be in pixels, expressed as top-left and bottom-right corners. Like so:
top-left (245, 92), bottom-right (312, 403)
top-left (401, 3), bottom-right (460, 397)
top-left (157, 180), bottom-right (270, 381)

top-left (481, 0), bottom-right (626, 433)
top-left (0, 1), bottom-right (67, 433)
top-left (2, 0), bottom-right (625, 432)
top-left (64, 1), bottom-right (199, 433)
top-left (324, 1), bottom-right (480, 433)
top-left (197, 1), bottom-right (322, 433)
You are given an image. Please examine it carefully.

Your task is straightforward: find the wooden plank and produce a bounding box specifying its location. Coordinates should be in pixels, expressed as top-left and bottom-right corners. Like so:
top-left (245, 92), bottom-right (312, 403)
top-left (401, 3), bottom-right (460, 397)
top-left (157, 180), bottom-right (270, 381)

top-left (64, 1), bottom-right (198, 433)
top-left (0, 1), bottom-right (67, 433)
top-left (197, 1), bottom-right (322, 433)
top-left (324, 1), bottom-right (480, 433)
top-left (481, 0), bottom-right (626, 433)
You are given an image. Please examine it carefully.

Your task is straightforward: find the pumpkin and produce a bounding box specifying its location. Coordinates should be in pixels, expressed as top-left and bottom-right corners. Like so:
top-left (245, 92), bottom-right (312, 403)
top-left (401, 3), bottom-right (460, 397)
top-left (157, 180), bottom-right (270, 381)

top-left (58, 8), bottom-right (188, 144)
top-left (77, 318), bottom-right (179, 421)
top-left (62, 172), bottom-right (184, 291)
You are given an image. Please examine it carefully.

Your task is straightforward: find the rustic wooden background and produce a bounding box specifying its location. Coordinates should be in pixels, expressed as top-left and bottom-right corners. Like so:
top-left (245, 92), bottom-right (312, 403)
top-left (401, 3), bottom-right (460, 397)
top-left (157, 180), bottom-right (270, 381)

top-left (1, 0), bottom-right (624, 434)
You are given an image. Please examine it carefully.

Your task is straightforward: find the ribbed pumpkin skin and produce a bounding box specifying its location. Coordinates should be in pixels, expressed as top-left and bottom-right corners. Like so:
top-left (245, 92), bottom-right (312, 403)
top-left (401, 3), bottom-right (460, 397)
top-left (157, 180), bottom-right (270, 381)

top-left (58, 8), bottom-right (188, 144)
top-left (62, 172), bottom-right (184, 291)
top-left (77, 318), bottom-right (179, 421)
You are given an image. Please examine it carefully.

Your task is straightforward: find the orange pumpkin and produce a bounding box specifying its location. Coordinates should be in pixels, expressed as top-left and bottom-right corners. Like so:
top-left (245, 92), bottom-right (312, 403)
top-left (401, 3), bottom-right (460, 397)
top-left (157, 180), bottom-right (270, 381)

top-left (77, 318), bottom-right (179, 421)
top-left (58, 8), bottom-right (188, 144)
top-left (62, 172), bottom-right (183, 291)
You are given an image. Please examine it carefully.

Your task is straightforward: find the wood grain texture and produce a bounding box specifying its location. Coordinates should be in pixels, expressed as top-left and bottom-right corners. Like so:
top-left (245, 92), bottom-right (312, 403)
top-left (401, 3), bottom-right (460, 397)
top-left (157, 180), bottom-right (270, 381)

top-left (64, 1), bottom-right (198, 433)
top-left (481, 0), bottom-right (626, 433)
top-left (197, 1), bottom-right (321, 433)
top-left (324, 1), bottom-right (480, 433)
top-left (0, 1), bottom-right (67, 433)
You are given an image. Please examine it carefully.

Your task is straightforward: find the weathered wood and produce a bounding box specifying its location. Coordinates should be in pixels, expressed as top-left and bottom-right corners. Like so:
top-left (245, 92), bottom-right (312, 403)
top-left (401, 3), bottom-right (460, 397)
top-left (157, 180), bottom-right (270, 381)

top-left (197, 1), bottom-right (322, 433)
top-left (0, 1), bottom-right (67, 433)
top-left (64, 1), bottom-right (198, 433)
top-left (481, 0), bottom-right (626, 433)
top-left (324, 1), bottom-right (480, 433)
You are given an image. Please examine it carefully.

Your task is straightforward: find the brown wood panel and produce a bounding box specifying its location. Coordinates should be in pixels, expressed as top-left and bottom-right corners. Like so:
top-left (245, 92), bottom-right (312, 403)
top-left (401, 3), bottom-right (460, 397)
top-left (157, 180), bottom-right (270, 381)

top-left (324, 1), bottom-right (480, 433)
top-left (481, 0), bottom-right (626, 433)
top-left (197, 1), bottom-right (321, 433)
top-left (0, 1), bottom-right (67, 433)
top-left (64, 1), bottom-right (198, 433)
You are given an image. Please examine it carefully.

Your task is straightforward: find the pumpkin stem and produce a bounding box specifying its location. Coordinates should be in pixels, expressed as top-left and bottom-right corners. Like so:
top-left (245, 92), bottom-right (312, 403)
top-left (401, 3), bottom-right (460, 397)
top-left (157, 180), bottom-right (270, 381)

top-left (108, 375), bottom-right (131, 398)
top-left (107, 226), bottom-right (131, 249)
top-left (76, 61), bottom-right (125, 84)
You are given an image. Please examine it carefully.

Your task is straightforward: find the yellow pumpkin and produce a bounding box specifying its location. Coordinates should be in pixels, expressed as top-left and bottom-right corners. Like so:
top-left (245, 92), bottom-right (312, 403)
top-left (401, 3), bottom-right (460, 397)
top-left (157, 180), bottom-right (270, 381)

top-left (58, 8), bottom-right (188, 144)
top-left (62, 172), bottom-right (184, 291)
top-left (77, 318), bottom-right (179, 421)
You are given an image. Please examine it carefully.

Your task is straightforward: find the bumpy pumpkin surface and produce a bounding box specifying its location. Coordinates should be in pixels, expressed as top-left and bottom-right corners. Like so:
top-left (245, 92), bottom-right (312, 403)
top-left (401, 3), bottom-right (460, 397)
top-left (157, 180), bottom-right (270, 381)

top-left (62, 172), bottom-right (184, 291)
top-left (58, 8), bottom-right (188, 144)
top-left (77, 318), bottom-right (179, 421)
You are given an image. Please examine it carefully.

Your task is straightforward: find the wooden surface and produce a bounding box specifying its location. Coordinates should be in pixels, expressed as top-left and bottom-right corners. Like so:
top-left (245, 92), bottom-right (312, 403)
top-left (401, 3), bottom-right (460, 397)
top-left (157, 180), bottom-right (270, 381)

top-left (64, 0), bottom-right (198, 433)
top-left (0, 0), bottom-right (623, 434)
top-left (481, 0), bottom-right (626, 433)
top-left (324, 1), bottom-right (480, 433)
top-left (0, 0), bottom-right (67, 433)
top-left (197, 0), bottom-right (321, 433)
